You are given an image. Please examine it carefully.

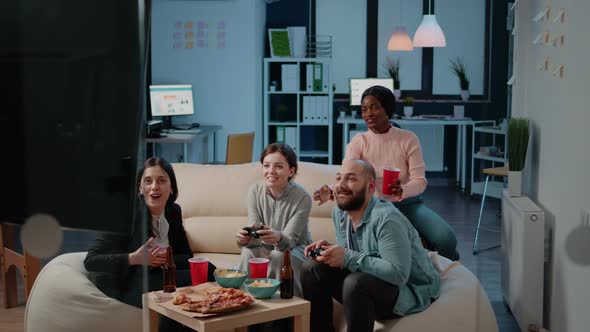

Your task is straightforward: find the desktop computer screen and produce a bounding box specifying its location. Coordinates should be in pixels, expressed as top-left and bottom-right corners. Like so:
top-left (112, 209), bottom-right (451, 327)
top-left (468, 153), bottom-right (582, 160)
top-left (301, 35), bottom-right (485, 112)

top-left (349, 78), bottom-right (394, 106)
top-left (149, 84), bottom-right (194, 116)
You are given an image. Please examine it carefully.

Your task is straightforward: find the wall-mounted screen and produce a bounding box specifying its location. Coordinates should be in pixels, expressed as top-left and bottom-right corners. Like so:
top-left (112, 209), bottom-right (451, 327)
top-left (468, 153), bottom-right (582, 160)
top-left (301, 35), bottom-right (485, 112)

top-left (349, 78), bottom-right (394, 106)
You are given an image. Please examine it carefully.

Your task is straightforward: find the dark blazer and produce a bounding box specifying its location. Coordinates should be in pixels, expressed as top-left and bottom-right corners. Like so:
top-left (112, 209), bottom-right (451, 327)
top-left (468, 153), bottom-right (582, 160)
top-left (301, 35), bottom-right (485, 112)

top-left (84, 202), bottom-right (194, 305)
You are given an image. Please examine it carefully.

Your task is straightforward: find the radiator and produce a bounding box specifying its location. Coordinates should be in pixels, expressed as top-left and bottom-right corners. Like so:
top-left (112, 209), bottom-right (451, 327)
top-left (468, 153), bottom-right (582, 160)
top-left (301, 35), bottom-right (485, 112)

top-left (401, 124), bottom-right (444, 171)
top-left (501, 190), bottom-right (545, 331)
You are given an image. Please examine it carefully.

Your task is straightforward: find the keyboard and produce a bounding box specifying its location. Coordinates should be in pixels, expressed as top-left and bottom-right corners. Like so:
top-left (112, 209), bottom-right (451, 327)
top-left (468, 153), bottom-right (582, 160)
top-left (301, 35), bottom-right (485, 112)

top-left (164, 128), bottom-right (201, 134)
top-left (173, 123), bottom-right (199, 130)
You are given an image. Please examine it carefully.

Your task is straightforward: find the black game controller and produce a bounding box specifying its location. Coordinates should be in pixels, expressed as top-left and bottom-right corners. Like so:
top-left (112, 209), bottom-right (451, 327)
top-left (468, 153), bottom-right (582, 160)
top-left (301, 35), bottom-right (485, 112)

top-left (309, 247), bottom-right (324, 259)
top-left (243, 225), bottom-right (264, 239)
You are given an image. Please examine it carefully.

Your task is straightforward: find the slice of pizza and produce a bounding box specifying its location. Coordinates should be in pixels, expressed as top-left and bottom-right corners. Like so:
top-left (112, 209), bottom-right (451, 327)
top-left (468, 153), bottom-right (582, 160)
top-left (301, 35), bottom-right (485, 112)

top-left (172, 293), bottom-right (190, 305)
top-left (180, 300), bottom-right (210, 312)
top-left (179, 287), bottom-right (254, 314)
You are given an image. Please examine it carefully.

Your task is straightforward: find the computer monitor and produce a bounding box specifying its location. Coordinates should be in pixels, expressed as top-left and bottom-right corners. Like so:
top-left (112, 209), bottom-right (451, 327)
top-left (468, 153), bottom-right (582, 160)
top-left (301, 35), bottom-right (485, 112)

top-left (149, 84), bottom-right (194, 128)
top-left (349, 78), bottom-right (394, 106)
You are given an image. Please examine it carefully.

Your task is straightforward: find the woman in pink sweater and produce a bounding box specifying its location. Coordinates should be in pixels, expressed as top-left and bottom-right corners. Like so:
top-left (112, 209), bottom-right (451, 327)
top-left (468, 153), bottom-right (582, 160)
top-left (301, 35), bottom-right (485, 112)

top-left (316, 86), bottom-right (459, 260)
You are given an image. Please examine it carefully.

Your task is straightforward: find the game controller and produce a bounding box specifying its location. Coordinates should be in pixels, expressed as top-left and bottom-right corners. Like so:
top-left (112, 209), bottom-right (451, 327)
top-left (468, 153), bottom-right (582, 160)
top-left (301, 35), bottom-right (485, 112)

top-left (309, 247), bottom-right (324, 259)
top-left (243, 225), bottom-right (264, 239)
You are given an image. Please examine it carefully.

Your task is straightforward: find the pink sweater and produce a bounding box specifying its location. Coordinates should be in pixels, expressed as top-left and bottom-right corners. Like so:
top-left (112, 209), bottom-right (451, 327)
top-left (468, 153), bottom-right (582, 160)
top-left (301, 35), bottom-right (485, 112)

top-left (344, 126), bottom-right (428, 200)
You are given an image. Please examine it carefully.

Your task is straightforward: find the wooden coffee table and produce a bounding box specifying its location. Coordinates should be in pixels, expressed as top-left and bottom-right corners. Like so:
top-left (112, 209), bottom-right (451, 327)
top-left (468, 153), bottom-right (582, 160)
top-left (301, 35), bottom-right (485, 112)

top-left (143, 290), bottom-right (310, 332)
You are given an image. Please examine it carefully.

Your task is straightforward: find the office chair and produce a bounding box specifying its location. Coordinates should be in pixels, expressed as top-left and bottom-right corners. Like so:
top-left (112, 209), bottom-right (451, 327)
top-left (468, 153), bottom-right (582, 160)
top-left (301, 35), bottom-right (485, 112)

top-left (225, 132), bottom-right (255, 164)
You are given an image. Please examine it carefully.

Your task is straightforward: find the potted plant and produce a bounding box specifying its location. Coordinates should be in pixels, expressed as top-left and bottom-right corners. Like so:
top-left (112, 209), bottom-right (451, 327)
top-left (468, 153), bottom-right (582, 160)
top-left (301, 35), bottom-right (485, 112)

top-left (276, 104), bottom-right (288, 122)
top-left (507, 117), bottom-right (530, 196)
top-left (337, 106), bottom-right (350, 119)
top-left (449, 57), bottom-right (470, 100)
top-left (402, 97), bottom-right (414, 118)
top-left (384, 57), bottom-right (401, 100)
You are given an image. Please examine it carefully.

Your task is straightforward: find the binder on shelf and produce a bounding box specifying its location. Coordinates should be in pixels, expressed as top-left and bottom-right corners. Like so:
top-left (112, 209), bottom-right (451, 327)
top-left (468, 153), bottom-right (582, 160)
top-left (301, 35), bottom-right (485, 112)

top-left (313, 63), bottom-right (323, 92)
top-left (276, 126), bottom-right (286, 143)
top-left (309, 96), bottom-right (317, 124)
top-left (281, 64), bottom-right (297, 92)
top-left (306, 64), bottom-right (314, 92)
top-left (287, 26), bottom-right (307, 58)
top-left (285, 127), bottom-right (297, 151)
top-left (322, 96), bottom-right (329, 124)
top-left (303, 96), bottom-right (311, 123)
top-left (322, 64), bottom-right (330, 92)
top-left (316, 96), bottom-right (323, 123)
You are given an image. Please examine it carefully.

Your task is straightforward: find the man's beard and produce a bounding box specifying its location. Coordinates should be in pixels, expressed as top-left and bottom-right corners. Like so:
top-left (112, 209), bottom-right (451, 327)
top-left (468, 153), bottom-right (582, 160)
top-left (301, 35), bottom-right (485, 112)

top-left (336, 189), bottom-right (366, 211)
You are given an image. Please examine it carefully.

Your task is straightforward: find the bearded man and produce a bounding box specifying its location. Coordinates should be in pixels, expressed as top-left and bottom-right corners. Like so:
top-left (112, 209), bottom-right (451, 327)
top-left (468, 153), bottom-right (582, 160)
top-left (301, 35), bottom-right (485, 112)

top-left (301, 159), bottom-right (440, 332)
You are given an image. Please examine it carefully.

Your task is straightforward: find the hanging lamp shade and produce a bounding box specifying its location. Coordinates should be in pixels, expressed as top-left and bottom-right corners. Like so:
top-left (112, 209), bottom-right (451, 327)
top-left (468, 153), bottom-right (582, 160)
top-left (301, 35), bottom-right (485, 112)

top-left (413, 14), bottom-right (446, 47)
top-left (388, 26), bottom-right (414, 51)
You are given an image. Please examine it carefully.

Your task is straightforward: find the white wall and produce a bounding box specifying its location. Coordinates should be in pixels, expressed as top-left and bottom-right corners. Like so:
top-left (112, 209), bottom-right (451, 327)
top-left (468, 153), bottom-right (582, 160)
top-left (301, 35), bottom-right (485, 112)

top-left (513, 1), bottom-right (590, 331)
top-left (316, 0), bottom-right (366, 94)
top-left (151, 0), bottom-right (265, 163)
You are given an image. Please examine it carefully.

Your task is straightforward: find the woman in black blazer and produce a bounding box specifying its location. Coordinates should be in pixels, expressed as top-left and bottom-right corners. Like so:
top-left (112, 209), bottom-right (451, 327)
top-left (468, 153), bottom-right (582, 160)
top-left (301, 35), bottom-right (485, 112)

top-left (84, 157), bottom-right (215, 310)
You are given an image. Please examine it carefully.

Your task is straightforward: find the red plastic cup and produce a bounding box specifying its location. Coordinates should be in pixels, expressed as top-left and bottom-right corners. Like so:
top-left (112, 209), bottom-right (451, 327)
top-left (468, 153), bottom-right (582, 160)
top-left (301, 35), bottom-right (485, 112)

top-left (248, 258), bottom-right (269, 279)
top-left (382, 167), bottom-right (401, 195)
top-left (188, 257), bottom-right (209, 286)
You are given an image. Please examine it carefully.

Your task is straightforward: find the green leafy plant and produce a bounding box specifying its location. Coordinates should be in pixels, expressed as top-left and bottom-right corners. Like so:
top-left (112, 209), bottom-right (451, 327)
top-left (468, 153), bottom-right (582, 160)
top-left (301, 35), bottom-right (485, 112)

top-left (402, 96), bottom-right (414, 106)
top-left (276, 104), bottom-right (288, 122)
top-left (383, 57), bottom-right (401, 89)
top-left (507, 117), bottom-right (530, 171)
top-left (449, 57), bottom-right (470, 91)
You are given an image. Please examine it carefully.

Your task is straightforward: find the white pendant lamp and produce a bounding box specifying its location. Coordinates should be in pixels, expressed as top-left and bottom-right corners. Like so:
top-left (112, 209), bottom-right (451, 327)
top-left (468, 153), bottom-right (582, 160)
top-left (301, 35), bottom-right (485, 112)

top-left (388, 1), bottom-right (413, 51)
top-left (388, 26), bottom-right (414, 51)
top-left (413, 0), bottom-right (446, 47)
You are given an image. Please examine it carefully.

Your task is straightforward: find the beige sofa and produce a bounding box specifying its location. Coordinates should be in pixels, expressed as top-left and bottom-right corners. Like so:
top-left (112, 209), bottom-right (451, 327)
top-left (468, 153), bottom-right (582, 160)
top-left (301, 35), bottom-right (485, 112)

top-left (25, 162), bottom-right (498, 332)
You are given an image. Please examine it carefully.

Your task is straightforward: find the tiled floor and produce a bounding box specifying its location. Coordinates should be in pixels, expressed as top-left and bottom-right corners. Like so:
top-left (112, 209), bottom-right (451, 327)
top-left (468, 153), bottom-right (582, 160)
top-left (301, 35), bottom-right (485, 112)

top-left (1, 181), bottom-right (519, 331)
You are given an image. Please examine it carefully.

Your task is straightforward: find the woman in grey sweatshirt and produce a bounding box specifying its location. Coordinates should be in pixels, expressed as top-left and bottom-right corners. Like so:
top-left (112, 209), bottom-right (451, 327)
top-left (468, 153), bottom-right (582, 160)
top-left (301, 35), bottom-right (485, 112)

top-left (236, 143), bottom-right (312, 297)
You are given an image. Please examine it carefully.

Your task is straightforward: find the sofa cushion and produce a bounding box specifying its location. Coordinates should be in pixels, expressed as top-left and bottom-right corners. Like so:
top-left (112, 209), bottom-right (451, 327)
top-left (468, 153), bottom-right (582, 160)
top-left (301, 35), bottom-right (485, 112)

top-left (308, 216), bottom-right (337, 244)
top-left (184, 216), bottom-right (246, 254)
top-left (25, 252), bottom-right (142, 332)
top-left (173, 162), bottom-right (339, 219)
top-left (174, 163), bottom-right (260, 218)
top-left (173, 162), bottom-right (339, 254)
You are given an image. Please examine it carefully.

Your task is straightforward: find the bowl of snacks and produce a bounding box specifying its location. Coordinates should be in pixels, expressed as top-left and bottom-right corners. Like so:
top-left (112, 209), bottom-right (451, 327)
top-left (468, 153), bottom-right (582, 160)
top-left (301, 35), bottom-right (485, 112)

top-left (244, 278), bottom-right (281, 299)
top-left (213, 269), bottom-right (247, 288)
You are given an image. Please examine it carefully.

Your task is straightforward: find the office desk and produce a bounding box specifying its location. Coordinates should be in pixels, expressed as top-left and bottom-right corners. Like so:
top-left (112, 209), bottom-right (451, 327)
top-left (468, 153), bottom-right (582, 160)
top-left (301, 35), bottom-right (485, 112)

top-left (145, 125), bottom-right (221, 163)
top-left (337, 116), bottom-right (474, 190)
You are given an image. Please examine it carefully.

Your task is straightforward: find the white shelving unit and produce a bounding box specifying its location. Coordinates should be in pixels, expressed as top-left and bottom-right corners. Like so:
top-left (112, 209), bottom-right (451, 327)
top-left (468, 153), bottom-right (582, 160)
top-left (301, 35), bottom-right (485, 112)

top-left (471, 120), bottom-right (508, 198)
top-left (263, 58), bottom-right (333, 164)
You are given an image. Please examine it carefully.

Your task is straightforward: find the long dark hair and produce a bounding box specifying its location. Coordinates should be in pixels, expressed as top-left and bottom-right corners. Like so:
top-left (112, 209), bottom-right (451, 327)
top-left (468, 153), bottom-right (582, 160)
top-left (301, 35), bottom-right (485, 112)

top-left (361, 85), bottom-right (396, 118)
top-left (132, 157), bottom-right (178, 239)
top-left (136, 157), bottom-right (179, 206)
top-left (259, 143), bottom-right (298, 180)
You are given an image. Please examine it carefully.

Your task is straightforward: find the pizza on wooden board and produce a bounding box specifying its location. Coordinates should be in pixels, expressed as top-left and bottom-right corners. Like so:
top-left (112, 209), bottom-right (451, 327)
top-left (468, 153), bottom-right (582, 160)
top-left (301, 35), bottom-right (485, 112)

top-left (173, 287), bottom-right (254, 314)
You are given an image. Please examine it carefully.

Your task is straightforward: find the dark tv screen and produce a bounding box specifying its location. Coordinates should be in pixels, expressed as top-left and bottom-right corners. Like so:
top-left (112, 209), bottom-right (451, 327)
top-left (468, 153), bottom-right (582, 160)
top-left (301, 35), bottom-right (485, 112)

top-left (0, 0), bottom-right (148, 234)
